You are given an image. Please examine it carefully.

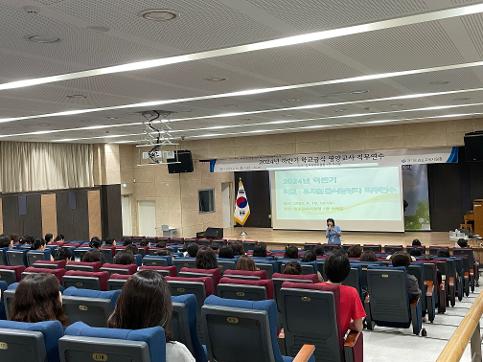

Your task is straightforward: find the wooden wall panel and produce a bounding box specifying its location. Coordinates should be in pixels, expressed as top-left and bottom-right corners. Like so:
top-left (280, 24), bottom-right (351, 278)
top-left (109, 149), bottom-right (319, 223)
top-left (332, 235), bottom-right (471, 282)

top-left (41, 193), bottom-right (57, 237)
top-left (88, 190), bottom-right (102, 239)
top-left (56, 190), bottom-right (89, 241)
top-left (101, 185), bottom-right (122, 240)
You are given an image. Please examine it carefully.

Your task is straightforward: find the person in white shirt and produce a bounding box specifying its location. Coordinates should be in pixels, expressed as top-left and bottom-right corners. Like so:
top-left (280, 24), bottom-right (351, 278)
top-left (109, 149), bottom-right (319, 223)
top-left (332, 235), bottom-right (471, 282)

top-left (108, 270), bottom-right (195, 362)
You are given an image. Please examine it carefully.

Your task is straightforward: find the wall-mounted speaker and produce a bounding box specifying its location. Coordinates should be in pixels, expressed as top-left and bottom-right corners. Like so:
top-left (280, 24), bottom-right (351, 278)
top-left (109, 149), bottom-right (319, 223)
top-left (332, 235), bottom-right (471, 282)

top-left (167, 150), bottom-right (194, 173)
top-left (464, 131), bottom-right (483, 162)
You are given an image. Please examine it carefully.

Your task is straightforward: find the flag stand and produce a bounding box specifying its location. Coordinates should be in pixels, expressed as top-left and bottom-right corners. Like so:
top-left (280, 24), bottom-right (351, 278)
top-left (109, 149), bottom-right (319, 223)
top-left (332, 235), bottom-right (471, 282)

top-left (239, 227), bottom-right (248, 239)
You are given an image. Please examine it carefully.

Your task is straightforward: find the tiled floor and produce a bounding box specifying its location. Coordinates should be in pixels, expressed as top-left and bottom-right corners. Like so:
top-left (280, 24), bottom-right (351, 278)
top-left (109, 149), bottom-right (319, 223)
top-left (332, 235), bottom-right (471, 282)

top-left (364, 288), bottom-right (481, 362)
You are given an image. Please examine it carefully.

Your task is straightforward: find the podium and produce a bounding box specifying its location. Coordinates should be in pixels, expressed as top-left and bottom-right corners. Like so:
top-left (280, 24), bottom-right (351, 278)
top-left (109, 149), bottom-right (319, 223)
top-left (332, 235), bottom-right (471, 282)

top-left (464, 199), bottom-right (483, 236)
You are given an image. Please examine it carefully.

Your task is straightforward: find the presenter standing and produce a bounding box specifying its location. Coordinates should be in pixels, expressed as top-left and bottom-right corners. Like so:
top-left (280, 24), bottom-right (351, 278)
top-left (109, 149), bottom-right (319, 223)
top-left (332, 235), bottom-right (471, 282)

top-left (326, 218), bottom-right (342, 245)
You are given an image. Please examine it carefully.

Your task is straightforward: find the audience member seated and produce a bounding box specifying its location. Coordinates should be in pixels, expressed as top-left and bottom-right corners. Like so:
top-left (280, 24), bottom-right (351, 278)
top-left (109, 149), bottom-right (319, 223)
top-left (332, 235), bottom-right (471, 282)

top-left (82, 250), bottom-right (104, 263)
top-left (324, 251), bottom-right (365, 333)
top-left (44, 233), bottom-right (54, 244)
top-left (196, 247), bottom-right (218, 269)
top-left (218, 246), bottom-right (234, 259)
top-left (108, 270), bottom-right (195, 362)
top-left (348, 245), bottom-right (363, 258)
top-left (52, 234), bottom-right (65, 245)
top-left (412, 239), bottom-right (422, 247)
top-left (104, 238), bottom-right (116, 247)
top-left (283, 261), bottom-right (302, 275)
top-left (252, 243), bottom-right (267, 257)
top-left (409, 248), bottom-right (423, 258)
top-left (89, 236), bottom-right (102, 249)
top-left (20, 235), bottom-right (34, 247)
top-left (0, 234), bottom-right (13, 248)
top-left (230, 241), bottom-right (244, 256)
top-left (54, 247), bottom-right (74, 261)
top-left (11, 273), bottom-right (68, 326)
top-left (236, 255), bottom-right (257, 271)
top-left (284, 245), bottom-right (299, 259)
top-left (457, 238), bottom-right (468, 248)
top-left (31, 239), bottom-right (46, 251)
top-left (113, 251), bottom-right (135, 265)
top-left (360, 250), bottom-right (378, 262)
top-left (125, 244), bottom-right (139, 255)
top-left (391, 252), bottom-right (421, 300)
top-left (185, 242), bottom-right (199, 258)
top-left (301, 251), bottom-right (323, 281)
top-left (312, 244), bottom-right (324, 258)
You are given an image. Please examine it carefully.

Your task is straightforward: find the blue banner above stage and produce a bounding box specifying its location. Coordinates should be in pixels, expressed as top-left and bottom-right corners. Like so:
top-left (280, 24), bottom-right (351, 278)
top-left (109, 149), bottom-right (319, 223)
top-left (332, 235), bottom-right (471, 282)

top-left (210, 146), bottom-right (458, 172)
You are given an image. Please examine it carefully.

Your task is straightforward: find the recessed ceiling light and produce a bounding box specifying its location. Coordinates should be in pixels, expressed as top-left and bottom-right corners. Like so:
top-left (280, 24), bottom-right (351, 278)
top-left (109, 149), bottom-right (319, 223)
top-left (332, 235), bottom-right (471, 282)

top-left (335, 108), bottom-right (347, 112)
top-left (106, 116), bottom-right (119, 120)
top-left (282, 98), bottom-right (301, 103)
top-left (138, 9), bottom-right (178, 22)
top-left (87, 25), bottom-right (110, 33)
top-left (26, 35), bottom-right (61, 44)
top-left (430, 80), bottom-right (450, 85)
top-left (66, 94), bottom-right (87, 99)
top-left (351, 89), bottom-right (369, 94)
top-left (205, 77), bottom-right (226, 82)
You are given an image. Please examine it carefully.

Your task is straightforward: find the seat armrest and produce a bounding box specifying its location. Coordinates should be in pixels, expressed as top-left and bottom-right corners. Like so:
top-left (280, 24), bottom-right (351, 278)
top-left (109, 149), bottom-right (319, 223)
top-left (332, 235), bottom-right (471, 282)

top-left (278, 328), bottom-right (287, 355)
top-left (344, 330), bottom-right (361, 348)
top-left (344, 330), bottom-right (363, 362)
top-left (293, 344), bottom-right (315, 362)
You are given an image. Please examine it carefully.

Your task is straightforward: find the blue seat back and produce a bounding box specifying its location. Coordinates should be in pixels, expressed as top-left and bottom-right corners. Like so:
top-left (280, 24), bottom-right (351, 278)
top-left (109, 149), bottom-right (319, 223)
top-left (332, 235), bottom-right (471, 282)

top-left (0, 320), bottom-right (63, 362)
top-left (62, 287), bottom-right (120, 327)
top-left (142, 255), bottom-right (172, 267)
top-left (202, 295), bottom-right (284, 362)
top-left (6, 250), bottom-right (27, 266)
top-left (27, 250), bottom-right (52, 266)
top-left (60, 321), bottom-right (166, 362)
top-left (171, 294), bottom-right (207, 362)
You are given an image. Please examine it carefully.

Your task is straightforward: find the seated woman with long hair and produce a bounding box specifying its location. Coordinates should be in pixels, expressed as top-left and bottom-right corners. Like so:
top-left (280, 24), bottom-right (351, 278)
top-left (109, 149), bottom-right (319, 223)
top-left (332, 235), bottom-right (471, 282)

top-left (11, 273), bottom-right (68, 326)
top-left (108, 270), bottom-right (195, 362)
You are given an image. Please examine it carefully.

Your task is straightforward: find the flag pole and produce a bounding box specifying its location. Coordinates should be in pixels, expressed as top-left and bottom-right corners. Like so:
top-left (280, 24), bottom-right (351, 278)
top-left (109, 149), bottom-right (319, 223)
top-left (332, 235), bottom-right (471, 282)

top-left (236, 177), bottom-right (248, 238)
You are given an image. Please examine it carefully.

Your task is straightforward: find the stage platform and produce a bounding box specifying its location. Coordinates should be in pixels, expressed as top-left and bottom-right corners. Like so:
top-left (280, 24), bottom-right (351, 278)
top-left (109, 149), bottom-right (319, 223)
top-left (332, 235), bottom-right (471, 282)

top-left (223, 227), bottom-right (452, 248)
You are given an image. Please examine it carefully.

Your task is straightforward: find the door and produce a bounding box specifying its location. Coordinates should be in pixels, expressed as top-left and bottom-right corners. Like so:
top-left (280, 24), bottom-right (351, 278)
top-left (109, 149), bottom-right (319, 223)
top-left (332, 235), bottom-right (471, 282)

top-left (137, 200), bottom-right (156, 237)
top-left (122, 195), bottom-right (133, 236)
top-left (221, 182), bottom-right (234, 228)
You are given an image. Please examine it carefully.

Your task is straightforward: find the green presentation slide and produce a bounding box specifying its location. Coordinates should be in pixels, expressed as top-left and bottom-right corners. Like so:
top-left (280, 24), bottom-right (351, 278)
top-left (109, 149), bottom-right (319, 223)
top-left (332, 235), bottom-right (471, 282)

top-left (274, 167), bottom-right (403, 221)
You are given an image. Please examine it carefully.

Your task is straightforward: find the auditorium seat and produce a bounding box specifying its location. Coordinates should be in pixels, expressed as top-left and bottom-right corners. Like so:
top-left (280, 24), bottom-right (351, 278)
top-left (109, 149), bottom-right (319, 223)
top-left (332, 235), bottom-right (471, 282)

top-left (322, 244), bottom-right (341, 253)
top-left (0, 265), bottom-right (25, 284)
top-left (173, 257), bottom-right (197, 272)
top-left (252, 258), bottom-right (279, 278)
top-left (100, 263), bottom-right (137, 275)
top-left (0, 320), bottom-right (63, 362)
top-left (365, 268), bottom-right (425, 336)
top-left (217, 258), bottom-right (237, 273)
top-left (33, 260), bottom-right (67, 270)
top-left (201, 295), bottom-right (315, 362)
top-left (223, 269), bottom-right (267, 280)
top-left (179, 267), bottom-right (221, 286)
top-left (6, 249), bottom-right (27, 266)
top-left (22, 267), bottom-right (66, 283)
top-left (362, 244), bottom-right (382, 253)
top-left (342, 266), bottom-right (363, 300)
top-left (62, 287), bottom-right (120, 327)
top-left (217, 277), bottom-right (274, 300)
top-left (3, 283), bottom-right (18, 320)
top-left (59, 321), bottom-right (166, 362)
top-left (26, 250), bottom-right (52, 266)
top-left (384, 245), bottom-right (404, 254)
top-left (0, 247), bottom-right (9, 265)
top-left (166, 276), bottom-right (214, 307)
top-left (0, 281), bottom-right (7, 320)
top-left (453, 248), bottom-right (476, 292)
top-left (280, 261), bottom-right (317, 275)
top-left (139, 265), bottom-right (177, 277)
top-left (280, 282), bottom-right (363, 362)
top-left (72, 247), bottom-right (93, 261)
top-left (100, 247), bottom-right (114, 263)
top-left (65, 261), bottom-right (102, 272)
top-left (435, 257), bottom-right (457, 307)
top-left (272, 273), bottom-right (319, 310)
top-left (171, 294), bottom-right (207, 362)
top-left (107, 273), bottom-right (131, 290)
top-left (63, 270), bottom-right (110, 290)
top-left (142, 255), bottom-right (173, 266)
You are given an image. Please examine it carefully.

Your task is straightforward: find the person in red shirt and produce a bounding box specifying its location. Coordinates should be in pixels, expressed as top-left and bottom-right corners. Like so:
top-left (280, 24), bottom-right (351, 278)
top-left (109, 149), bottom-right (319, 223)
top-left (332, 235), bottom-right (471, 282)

top-left (323, 251), bottom-right (366, 333)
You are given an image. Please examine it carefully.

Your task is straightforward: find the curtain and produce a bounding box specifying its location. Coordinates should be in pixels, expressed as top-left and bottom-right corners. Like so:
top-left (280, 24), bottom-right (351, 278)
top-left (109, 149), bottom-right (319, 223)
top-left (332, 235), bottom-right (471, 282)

top-left (0, 141), bottom-right (94, 193)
